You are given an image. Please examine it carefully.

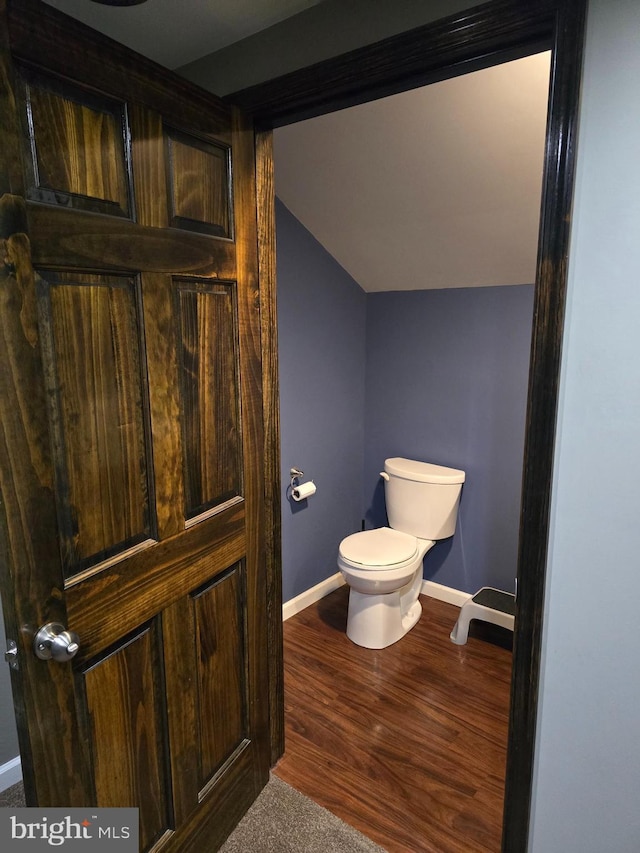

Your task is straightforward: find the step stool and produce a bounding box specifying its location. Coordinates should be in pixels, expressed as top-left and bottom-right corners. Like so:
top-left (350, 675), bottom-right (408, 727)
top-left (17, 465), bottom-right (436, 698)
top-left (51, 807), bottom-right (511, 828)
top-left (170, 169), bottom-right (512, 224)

top-left (450, 586), bottom-right (515, 645)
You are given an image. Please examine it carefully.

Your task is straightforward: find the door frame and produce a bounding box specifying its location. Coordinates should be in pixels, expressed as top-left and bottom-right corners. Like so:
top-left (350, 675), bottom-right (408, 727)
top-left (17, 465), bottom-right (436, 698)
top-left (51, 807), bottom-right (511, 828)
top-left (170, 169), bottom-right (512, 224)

top-left (240, 1), bottom-right (587, 850)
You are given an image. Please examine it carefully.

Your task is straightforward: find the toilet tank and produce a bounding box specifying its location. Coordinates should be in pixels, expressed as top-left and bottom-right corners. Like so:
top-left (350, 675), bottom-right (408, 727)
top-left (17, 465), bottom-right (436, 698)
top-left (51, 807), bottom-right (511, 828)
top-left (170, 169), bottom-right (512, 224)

top-left (383, 457), bottom-right (465, 540)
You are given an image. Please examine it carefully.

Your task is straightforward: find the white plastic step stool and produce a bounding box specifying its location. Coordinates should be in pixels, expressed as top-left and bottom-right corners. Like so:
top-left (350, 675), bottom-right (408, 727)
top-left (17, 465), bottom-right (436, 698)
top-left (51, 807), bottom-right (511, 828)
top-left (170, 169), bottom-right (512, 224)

top-left (450, 586), bottom-right (515, 645)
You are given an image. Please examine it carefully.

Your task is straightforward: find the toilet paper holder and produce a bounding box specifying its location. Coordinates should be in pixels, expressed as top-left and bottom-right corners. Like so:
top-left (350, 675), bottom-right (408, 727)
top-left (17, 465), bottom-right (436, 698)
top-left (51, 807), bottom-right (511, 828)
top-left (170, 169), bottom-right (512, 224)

top-left (289, 467), bottom-right (316, 502)
top-left (290, 467), bottom-right (304, 489)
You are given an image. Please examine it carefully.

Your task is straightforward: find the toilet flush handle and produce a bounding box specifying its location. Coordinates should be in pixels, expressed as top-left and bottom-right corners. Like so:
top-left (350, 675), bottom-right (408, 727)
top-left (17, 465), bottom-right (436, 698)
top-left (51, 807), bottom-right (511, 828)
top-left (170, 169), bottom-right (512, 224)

top-left (379, 472), bottom-right (390, 481)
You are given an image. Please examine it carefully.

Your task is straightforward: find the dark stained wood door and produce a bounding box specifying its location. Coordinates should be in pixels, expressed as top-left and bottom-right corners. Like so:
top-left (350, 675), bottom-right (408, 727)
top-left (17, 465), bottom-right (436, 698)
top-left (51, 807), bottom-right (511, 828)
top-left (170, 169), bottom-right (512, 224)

top-left (0, 1), bottom-right (271, 849)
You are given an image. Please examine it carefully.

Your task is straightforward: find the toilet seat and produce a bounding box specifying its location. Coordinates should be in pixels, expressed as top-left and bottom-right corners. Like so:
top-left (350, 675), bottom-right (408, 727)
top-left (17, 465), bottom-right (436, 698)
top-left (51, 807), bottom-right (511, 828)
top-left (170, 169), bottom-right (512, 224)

top-left (339, 527), bottom-right (418, 570)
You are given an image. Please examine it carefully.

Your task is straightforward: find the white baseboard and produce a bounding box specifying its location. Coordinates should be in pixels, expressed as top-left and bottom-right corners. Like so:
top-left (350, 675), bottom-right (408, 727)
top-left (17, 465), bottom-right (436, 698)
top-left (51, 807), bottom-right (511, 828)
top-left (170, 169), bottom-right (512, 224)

top-left (283, 573), bottom-right (469, 622)
top-left (421, 580), bottom-right (470, 608)
top-left (0, 756), bottom-right (22, 792)
top-left (283, 572), bottom-right (346, 621)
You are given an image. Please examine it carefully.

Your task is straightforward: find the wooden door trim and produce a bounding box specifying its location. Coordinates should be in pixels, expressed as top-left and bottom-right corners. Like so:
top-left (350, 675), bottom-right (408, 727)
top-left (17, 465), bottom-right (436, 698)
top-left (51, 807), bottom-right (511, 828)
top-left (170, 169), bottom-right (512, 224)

top-left (255, 129), bottom-right (285, 765)
top-left (230, 0), bottom-right (560, 129)
top-left (235, 1), bottom-right (587, 850)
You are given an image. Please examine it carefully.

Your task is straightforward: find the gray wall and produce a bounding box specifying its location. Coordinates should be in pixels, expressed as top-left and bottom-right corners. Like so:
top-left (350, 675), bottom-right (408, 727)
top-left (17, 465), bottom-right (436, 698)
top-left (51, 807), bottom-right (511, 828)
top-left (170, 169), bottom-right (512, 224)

top-left (276, 199), bottom-right (367, 602)
top-left (180, 0), bottom-right (472, 96)
top-left (529, 0), bottom-right (640, 849)
top-left (364, 286), bottom-right (533, 594)
top-left (0, 598), bottom-right (18, 765)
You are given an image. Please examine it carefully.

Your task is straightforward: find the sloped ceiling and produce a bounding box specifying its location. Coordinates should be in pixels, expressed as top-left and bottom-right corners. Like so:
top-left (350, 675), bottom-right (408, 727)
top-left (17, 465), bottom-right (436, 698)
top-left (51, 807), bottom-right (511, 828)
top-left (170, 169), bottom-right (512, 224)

top-left (274, 52), bottom-right (551, 292)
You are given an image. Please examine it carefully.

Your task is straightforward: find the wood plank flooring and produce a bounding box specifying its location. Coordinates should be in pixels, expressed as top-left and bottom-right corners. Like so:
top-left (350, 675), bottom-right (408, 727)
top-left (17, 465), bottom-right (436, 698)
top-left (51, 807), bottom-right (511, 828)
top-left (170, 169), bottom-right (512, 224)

top-left (273, 586), bottom-right (512, 853)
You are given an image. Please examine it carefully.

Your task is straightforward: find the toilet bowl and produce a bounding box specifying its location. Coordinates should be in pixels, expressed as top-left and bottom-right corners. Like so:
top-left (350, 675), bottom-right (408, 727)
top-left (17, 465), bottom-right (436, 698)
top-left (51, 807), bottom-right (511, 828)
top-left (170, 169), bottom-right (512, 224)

top-left (338, 527), bottom-right (435, 649)
top-left (338, 457), bottom-right (465, 649)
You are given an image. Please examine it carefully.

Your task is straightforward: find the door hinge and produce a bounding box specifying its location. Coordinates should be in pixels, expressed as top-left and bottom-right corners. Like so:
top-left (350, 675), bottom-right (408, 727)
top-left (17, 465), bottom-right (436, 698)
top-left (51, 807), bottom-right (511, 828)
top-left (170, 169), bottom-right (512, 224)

top-left (4, 639), bottom-right (18, 670)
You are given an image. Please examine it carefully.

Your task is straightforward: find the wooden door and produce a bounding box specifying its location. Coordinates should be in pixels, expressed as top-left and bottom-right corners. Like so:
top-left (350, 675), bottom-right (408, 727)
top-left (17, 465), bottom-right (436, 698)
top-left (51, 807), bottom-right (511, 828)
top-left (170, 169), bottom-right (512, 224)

top-left (0, 1), bottom-right (272, 849)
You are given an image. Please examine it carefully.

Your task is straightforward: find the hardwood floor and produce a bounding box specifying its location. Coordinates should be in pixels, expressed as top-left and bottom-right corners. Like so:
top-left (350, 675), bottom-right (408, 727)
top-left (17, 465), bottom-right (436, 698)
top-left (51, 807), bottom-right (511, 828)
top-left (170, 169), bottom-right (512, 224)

top-left (273, 586), bottom-right (512, 853)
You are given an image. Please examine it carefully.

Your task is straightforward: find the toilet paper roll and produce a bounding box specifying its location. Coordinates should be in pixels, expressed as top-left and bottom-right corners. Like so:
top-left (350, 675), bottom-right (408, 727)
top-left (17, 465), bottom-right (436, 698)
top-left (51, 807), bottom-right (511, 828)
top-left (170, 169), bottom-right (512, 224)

top-left (292, 481), bottom-right (316, 501)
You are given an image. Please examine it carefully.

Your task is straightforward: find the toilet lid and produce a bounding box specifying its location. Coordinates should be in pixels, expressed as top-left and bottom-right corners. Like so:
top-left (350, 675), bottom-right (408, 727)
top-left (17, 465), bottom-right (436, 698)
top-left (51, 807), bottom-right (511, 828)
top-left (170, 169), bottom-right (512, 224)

top-left (339, 527), bottom-right (418, 567)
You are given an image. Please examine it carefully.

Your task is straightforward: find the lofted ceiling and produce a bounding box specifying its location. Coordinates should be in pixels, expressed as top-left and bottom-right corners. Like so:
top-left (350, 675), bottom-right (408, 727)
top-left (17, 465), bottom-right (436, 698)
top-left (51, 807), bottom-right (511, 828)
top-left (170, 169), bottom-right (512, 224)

top-left (40, 1), bottom-right (550, 292)
top-left (274, 52), bottom-right (551, 292)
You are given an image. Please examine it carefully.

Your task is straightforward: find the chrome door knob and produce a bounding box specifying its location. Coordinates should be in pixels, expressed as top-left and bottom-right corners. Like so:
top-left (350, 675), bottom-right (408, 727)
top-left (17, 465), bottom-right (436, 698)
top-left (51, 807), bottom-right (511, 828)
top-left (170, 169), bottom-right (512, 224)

top-left (34, 623), bottom-right (80, 662)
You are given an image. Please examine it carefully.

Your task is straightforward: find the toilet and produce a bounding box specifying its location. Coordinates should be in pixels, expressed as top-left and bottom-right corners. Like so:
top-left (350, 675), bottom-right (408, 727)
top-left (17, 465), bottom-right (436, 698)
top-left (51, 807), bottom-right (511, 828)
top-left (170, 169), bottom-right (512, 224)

top-left (338, 457), bottom-right (465, 649)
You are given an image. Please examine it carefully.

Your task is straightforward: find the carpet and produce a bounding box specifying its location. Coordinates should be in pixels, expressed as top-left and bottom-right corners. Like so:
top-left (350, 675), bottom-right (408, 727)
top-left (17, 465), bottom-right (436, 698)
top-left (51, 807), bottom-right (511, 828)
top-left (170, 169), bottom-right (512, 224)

top-left (0, 776), bottom-right (387, 852)
top-left (220, 775), bottom-right (387, 853)
top-left (0, 781), bottom-right (24, 809)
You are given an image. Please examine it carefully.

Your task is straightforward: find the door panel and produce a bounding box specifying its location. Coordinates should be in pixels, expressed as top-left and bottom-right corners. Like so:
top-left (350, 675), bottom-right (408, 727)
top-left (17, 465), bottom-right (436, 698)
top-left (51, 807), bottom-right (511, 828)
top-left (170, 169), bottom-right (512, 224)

top-left (193, 565), bottom-right (247, 784)
top-left (177, 279), bottom-right (242, 520)
top-left (164, 127), bottom-right (232, 238)
top-left (37, 269), bottom-right (155, 575)
top-left (82, 620), bottom-right (172, 851)
top-left (0, 1), bottom-right (271, 850)
top-left (140, 271), bottom-right (184, 539)
top-left (17, 64), bottom-right (133, 217)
